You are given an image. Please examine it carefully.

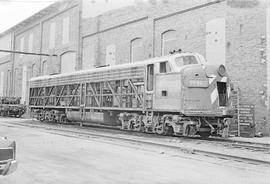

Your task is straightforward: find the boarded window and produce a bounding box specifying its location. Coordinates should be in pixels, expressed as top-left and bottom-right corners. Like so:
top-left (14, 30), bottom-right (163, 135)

top-left (28, 33), bottom-right (33, 52)
top-left (130, 38), bottom-right (143, 62)
top-left (206, 18), bottom-right (225, 65)
top-left (106, 44), bottom-right (116, 66)
top-left (31, 63), bottom-right (37, 78)
top-left (62, 17), bottom-right (70, 44)
top-left (147, 64), bottom-right (154, 91)
top-left (161, 30), bottom-right (177, 56)
top-left (49, 22), bottom-right (56, 49)
top-left (82, 41), bottom-right (95, 69)
top-left (14, 68), bottom-right (18, 95)
top-left (42, 60), bottom-right (48, 75)
top-left (61, 52), bottom-right (76, 73)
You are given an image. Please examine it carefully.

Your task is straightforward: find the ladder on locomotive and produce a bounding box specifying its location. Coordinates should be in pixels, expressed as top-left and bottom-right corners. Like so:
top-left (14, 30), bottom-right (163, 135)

top-left (229, 88), bottom-right (240, 136)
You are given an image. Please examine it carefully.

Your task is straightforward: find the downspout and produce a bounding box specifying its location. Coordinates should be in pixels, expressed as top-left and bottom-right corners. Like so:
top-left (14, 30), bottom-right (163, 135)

top-left (39, 21), bottom-right (43, 76)
top-left (77, 0), bottom-right (83, 70)
top-left (11, 33), bottom-right (15, 96)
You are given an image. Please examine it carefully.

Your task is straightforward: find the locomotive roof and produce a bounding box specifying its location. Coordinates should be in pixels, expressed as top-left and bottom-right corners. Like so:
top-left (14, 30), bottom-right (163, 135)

top-left (30, 52), bottom-right (200, 82)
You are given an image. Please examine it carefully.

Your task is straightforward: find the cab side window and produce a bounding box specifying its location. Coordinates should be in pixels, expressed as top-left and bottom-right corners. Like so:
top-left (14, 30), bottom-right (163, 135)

top-left (147, 64), bottom-right (154, 91)
top-left (159, 61), bottom-right (171, 73)
top-left (160, 62), bottom-right (166, 73)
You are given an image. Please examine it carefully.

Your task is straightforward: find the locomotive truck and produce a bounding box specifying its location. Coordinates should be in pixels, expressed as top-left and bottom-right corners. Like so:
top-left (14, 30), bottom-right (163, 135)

top-left (29, 52), bottom-right (234, 138)
top-left (0, 97), bottom-right (26, 118)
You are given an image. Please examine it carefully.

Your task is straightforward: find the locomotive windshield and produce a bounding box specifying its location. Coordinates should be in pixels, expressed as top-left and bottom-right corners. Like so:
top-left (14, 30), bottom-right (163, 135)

top-left (175, 55), bottom-right (198, 67)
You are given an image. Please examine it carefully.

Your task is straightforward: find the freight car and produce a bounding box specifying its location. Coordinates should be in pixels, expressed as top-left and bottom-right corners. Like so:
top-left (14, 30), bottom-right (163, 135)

top-left (0, 97), bottom-right (26, 118)
top-left (29, 52), bottom-right (234, 137)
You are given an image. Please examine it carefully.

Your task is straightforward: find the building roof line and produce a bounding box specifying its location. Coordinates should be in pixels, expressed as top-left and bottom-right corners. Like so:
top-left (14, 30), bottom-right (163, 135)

top-left (0, 0), bottom-right (64, 38)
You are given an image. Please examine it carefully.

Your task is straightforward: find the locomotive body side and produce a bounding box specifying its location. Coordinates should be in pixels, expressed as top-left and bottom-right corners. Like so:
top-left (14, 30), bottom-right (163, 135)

top-left (29, 52), bottom-right (234, 137)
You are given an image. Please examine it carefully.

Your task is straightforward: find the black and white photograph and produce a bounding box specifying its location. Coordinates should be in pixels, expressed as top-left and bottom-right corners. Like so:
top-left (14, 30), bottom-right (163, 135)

top-left (0, 0), bottom-right (269, 183)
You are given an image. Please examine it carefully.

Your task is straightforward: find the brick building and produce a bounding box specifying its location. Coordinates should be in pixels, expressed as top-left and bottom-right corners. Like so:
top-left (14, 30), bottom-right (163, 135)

top-left (0, 0), bottom-right (269, 134)
top-left (0, 0), bottom-right (80, 102)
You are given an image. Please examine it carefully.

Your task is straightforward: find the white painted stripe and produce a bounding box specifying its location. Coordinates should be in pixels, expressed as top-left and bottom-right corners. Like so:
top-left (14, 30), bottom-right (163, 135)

top-left (221, 77), bottom-right (227, 82)
top-left (227, 85), bottom-right (231, 99)
top-left (211, 87), bottom-right (218, 104)
top-left (209, 75), bottom-right (216, 85)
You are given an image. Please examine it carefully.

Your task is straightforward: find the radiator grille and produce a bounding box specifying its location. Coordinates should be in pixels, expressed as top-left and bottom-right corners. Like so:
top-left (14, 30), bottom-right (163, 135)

top-left (0, 148), bottom-right (14, 161)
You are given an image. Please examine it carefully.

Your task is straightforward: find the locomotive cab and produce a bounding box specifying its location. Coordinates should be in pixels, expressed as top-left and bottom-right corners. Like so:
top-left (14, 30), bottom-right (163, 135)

top-left (152, 52), bottom-right (233, 137)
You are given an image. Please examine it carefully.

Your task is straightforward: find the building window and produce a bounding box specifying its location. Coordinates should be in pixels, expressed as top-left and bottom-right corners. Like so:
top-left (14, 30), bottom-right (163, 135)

top-left (49, 22), bottom-right (56, 49)
top-left (14, 68), bottom-right (18, 95)
top-left (6, 70), bottom-right (10, 96)
top-left (28, 33), bottom-right (33, 52)
top-left (106, 44), bottom-right (116, 66)
top-left (60, 52), bottom-right (76, 73)
top-left (21, 66), bottom-right (27, 103)
top-left (130, 38), bottom-right (143, 62)
top-left (31, 63), bottom-right (36, 78)
top-left (82, 40), bottom-right (95, 69)
top-left (42, 60), bottom-right (48, 75)
top-left (161, 30), bottom-right (177, 56)
top-left (20, 37), bottom-right (24, 58)
top-left (62, 17), bottom-right (70, 44)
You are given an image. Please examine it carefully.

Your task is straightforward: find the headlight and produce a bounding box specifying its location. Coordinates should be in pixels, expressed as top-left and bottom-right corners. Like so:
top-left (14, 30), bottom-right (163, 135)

top-left (217, 65), bottom-right (226, 76)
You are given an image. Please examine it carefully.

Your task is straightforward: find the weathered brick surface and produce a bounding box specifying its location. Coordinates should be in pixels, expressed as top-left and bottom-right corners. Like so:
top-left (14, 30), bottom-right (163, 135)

top-left (81, 0), bottom-right (269, 134)
top-left (12, 0), bottom-right (79, 103)
top-left (226, 1), bottom-right (269, 134)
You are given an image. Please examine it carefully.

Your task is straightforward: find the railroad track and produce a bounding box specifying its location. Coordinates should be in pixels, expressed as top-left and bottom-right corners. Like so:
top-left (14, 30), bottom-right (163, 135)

top-left (1, 119), bottom-right (270, 167)
top-left (17, 119), bottom-right (270, 153)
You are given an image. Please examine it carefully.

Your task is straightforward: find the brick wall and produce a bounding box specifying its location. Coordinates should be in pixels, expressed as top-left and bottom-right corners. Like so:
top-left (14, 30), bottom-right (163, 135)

top-left (81, 0), bottom-right (270, 134)
top-left (226, 1), bottom-right (269, 134)
top-left (12, 0), bottom-right (79, 103)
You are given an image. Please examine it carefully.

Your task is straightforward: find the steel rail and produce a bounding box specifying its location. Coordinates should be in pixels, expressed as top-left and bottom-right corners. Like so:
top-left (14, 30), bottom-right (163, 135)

top-left (1, 118), bottom-right (269, 152)
top-left (1, 120), bottom-right (270, 167)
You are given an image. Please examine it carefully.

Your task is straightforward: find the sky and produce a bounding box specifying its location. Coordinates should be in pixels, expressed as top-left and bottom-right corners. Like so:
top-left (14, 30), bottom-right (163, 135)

top-left (0, 0), bottom-right (57, 33)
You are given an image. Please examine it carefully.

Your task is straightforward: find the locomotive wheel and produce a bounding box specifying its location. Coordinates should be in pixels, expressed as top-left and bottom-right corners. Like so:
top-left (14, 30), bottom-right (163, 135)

top-left (60, 115), bottom-right (67, 124)
top-left (154, 122), bottom-right (164, 135)
top-left (39, 114), bottom-right (45, 122)
top-left (128, 118), bottom-right (142, 131)
top-left (164, 126), bottom-right (174, 136)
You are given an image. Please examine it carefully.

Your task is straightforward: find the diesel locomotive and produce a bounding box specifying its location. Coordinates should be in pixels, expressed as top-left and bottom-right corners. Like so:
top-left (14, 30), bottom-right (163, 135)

top-left (29, 52), bottom-right (234, 137)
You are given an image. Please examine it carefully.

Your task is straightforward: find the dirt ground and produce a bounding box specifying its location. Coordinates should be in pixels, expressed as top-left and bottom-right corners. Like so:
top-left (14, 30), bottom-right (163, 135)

top-left (0, 118), bottom-right (269, 184)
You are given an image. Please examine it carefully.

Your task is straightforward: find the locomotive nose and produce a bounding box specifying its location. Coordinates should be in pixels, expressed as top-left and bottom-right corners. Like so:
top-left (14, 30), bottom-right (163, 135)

top-left (204, 64), bottom-right (227, 79)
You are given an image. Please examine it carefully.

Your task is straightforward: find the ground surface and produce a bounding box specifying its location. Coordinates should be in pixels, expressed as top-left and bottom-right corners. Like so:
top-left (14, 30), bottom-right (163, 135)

top-left (0, 118), bottom-right (269, 184)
